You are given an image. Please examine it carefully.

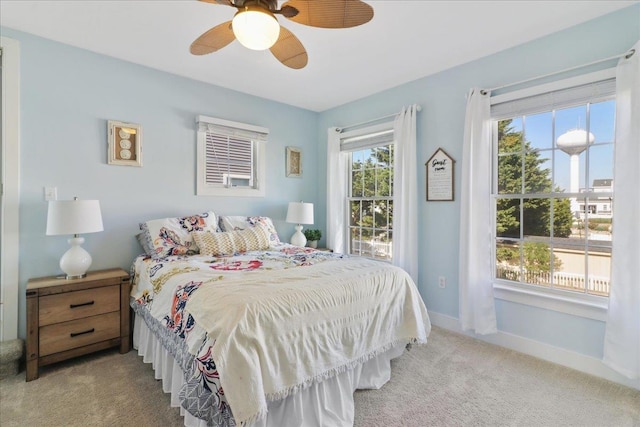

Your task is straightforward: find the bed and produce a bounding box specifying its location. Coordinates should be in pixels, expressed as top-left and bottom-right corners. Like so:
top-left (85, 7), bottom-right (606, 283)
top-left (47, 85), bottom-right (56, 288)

top-left (130, 212), bottom-right (431, 426)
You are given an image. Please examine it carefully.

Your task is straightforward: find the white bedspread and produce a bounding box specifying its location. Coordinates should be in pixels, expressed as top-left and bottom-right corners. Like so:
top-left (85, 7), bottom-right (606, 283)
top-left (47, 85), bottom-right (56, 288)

top-left (185, 257), bottom-right (430, 425)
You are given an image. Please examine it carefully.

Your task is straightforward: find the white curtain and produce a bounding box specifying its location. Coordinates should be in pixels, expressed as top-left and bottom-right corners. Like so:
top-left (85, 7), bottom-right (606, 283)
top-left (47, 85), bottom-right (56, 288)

top-left (326, 127), bottom-right (348, 254)
top-left (392, 105), bottom-right (419, 283)
top-left (458, 89), bottom-right (497, 335)
top-left (603, 41), bottom-right (640, 380)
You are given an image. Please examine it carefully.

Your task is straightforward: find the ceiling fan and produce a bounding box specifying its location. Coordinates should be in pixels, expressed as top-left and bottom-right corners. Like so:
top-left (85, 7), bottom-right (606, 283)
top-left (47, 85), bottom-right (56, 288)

top-left (190, 0), bottom-right (374, 69)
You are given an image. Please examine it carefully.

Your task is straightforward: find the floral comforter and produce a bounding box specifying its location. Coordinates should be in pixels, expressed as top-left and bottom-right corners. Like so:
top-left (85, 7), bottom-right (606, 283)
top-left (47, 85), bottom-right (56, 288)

top-left (130, 245), bottom-right (345, 426)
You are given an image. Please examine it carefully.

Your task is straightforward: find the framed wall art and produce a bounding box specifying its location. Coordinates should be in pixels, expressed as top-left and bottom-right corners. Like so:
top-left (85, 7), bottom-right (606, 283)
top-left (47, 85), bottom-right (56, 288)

top-left (286, 146), bottom-right (302, 177)
top-left (426, 147), bottom-right (455, 201)
top-left (108, 120), bottom-right (142, 166)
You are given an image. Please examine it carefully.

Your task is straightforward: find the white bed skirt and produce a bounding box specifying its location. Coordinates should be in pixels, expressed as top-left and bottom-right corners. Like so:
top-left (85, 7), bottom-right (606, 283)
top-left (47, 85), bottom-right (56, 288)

top-left (133, 313), bottom-right (405, 427)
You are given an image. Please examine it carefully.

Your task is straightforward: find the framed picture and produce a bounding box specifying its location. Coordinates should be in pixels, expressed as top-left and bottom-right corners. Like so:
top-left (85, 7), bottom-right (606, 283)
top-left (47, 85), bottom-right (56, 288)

top-left (108, 120), bottom-right (142, 166)
top-left (426, 147), bottom-right (455, 201)
top-left (286, 146), bottom-right (302, 177)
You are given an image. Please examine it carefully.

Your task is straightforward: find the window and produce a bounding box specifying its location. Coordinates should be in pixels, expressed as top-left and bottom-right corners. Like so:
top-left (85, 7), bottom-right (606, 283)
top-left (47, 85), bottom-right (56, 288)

top-left (491, 75), bottom-right (616, 299)
top-left (196, 115), bottom-right (267, 197)
top-left (342, 127), bottom-right (394, 261)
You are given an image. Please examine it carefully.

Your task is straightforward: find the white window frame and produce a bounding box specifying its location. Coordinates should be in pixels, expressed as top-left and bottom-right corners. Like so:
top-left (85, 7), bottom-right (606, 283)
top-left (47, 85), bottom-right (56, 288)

top-left (340, 123), bottom-right (395, 261)
top-left (489, 69), bottom-right (616, 321)
top-left (196, 115), bottom-right (267, 198)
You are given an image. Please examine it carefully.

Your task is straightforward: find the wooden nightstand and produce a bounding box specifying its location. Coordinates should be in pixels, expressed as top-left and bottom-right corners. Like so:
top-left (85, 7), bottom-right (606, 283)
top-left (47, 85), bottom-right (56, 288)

top-left (26, 268), bottom-right (130, 381)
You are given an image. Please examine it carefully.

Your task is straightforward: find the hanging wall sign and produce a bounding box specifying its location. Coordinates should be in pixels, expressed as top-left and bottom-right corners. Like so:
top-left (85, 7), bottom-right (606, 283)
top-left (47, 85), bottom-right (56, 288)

top-left (426, 148), bottom-right (455, 201)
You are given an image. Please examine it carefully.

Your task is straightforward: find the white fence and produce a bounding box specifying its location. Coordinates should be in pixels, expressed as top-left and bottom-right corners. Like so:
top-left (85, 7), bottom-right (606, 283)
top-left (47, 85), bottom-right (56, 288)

top-left (496, 266), bottom-right (609, 296)
top-left (351, 239), bottom-right (392, 259)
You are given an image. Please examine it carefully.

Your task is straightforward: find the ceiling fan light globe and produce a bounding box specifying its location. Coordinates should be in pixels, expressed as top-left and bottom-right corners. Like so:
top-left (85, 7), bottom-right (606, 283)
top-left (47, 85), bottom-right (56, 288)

top-left (232, 8), bottom-right (280, 51)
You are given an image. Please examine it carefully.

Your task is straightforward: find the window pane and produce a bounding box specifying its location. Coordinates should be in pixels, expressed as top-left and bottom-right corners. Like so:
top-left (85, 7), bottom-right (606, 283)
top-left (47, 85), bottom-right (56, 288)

top-left (496, 239), bottom-right (520, 281)
top-left (585, 216), bottom-right (612, 241)
top-left (350, 201), bottom-right (361, 226)
top-left (351, 170), bottom-right (363, 197)
top-left (589, 100), bottom-right (616, 143)
top-left (522, 241), bottom-right (553, 286)
top-left (361, 200), bottom-right (373, 228)
top-left (497, 153), bottom-right (522, 194)
top-left (555, 105), bottom-right (587, 139)
top-left (525, 112), bottom-right (553, 151)
top-left (352, 150), bottom-right (364, 168)
top-left (522, 198), bottom-right (550, 239)
top-left (524, 149), bottom-right (552, 194)
top-left (374, 200), bottom-right (391, 229)
top-left (498, 118), bottom-right (523, 154)
top-left (588, 144), bottom-right (614, 192)
top-left (554, 148), bottom-right (585, 195)
top-left (551, 198), bottom-right (573, 238)
top-left (363, 168), bottom-right (375, 197)
top-left (496, 199), bottom-right (520, 238)
top-left (587, 247), bottom-right (611, 296)
top-left (350, 227), bottom-right (362, 255)
top-left (376, 167), bottom-right (392, 197)
top-left (373, 229), bottom-right (392, 261)
top-left (552, 244), bottom-right (585, 293)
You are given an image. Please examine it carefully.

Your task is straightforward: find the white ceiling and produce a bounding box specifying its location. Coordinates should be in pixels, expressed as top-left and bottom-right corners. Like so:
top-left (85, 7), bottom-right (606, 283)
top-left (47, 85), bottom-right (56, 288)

top-left (1, 1), bottom-right (636, 111)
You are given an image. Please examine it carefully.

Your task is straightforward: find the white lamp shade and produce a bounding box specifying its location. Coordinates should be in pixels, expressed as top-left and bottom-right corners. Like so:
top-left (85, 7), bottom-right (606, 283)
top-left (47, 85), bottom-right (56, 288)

top-left (286, 202), bottom-right (314, 225)
top-left (232, 8), bottom-right (280, 51)
top-left (46, 199), bottom-right (104, 236)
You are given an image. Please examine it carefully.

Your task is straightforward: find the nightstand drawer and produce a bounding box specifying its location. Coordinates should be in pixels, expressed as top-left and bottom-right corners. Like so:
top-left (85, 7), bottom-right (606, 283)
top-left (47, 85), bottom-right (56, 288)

top-left (39, 311), bottom-right (120, 356)
top-left (39, 285), bottom-right (120, 326)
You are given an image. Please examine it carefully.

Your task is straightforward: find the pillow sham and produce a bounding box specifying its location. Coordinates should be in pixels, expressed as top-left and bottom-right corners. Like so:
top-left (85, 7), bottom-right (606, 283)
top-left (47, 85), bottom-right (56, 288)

top-left (193, 225), bottom-right (271, 256)
top-left (140, 211), bottom-right (219, 259)
top-left (135, 233), bottom-right (156, 257)
top-left (218, 216), bottom-right (281, 245)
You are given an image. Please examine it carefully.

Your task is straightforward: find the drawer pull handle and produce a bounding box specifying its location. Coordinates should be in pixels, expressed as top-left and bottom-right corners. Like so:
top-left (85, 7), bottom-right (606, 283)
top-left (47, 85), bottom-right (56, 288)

top-left (70, 328), bottom-right (95, 338)
top-left (70, 301), bottom-right (95, 309)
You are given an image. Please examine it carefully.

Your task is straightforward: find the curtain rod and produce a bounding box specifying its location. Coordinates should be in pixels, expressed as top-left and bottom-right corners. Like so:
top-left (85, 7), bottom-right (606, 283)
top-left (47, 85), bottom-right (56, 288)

top-left (337, 105), bottom-right (422, 133)
top-left (481, 48), bottom-right (635, 95)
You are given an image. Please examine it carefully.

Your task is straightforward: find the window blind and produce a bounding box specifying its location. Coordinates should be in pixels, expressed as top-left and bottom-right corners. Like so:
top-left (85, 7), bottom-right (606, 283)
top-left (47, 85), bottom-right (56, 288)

top-left (340, 129), bottom-right (394, 152)
top-left (491, 78), bottom-right (616, 119)
top-left (197, 117), bottom-right (268, 189)
top-left (204, 133), bottom-right (253, 186)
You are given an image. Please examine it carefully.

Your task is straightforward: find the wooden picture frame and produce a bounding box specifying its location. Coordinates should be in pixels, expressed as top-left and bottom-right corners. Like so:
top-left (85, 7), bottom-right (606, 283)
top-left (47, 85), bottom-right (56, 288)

top-left (286, 146), bottom-right (302, 177)
top-left (108, 120), bottom-right (142, 167)
top-left (426, 148), bottom-right (455, 201)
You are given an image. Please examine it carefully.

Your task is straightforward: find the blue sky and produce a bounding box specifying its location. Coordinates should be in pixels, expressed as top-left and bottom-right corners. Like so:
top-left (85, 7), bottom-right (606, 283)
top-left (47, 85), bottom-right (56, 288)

top-left (510, 99), bottom-right (615, 192)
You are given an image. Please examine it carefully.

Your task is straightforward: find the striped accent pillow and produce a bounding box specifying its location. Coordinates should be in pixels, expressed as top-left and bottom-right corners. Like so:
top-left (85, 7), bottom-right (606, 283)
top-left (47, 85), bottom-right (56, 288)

top-left (193, 225), bottom-right (271, 256)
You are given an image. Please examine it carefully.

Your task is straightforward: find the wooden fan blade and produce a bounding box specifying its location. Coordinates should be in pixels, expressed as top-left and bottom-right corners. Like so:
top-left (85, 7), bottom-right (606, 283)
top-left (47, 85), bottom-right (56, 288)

top-left (198, 0), bottom-right (234, 6)
top-left (281, 0), bottom-right (373, 29)
top-left (270, 26), bottom-right (308, 69)
top-left (190, 21), bottom-right (235, 55)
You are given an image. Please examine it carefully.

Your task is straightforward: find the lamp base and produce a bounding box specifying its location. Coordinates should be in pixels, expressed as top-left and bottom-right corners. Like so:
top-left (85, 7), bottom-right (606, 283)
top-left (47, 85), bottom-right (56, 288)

top-left (60, 237), bottom-right (93, 280)
top-left (290, 225), bottom-right (307, 247)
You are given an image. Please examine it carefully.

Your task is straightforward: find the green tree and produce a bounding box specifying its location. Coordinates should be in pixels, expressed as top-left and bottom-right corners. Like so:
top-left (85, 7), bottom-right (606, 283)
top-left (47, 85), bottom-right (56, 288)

top-left (350, 145), bottom-right (393, 240)
top-left (497, 120), bottom-right (572, 239)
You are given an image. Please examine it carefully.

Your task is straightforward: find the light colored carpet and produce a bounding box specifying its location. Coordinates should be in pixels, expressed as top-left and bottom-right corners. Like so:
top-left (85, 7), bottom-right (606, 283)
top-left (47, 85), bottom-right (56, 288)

top-left (1, 326), bottom-right (638, 427)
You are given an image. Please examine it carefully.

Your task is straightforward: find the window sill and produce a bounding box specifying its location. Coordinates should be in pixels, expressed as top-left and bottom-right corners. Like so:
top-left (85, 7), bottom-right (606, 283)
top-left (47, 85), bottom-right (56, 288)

top-left (493, 281), bottom-right (608, 321)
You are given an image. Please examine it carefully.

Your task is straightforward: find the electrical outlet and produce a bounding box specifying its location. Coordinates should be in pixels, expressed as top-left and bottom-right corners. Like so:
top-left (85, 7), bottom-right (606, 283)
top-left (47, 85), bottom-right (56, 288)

top-left (438, 276), bottom-right (446, 288)
top-left (44, 186), bottom-right (57, 201)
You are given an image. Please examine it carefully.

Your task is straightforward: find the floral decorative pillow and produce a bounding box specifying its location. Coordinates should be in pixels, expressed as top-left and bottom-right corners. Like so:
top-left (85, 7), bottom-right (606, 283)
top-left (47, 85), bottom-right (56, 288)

top-left (193, 225), bottom-right (271, 256)
top-left (219, 216), bottom-right (281, 246)
top-left (140, 211), bottom-right (219, 259)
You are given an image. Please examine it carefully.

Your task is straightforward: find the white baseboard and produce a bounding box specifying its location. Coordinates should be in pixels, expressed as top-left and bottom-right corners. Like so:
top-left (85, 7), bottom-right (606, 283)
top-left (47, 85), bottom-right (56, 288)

top-left (428, 311), bottom-right (640, 390)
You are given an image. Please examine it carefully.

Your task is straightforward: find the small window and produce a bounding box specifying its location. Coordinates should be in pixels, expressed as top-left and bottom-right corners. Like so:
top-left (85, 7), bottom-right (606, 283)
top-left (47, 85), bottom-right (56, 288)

top-left (342, 126), bottom-right (395, 261)
top-left (196, 115), bottom-right (267, 197)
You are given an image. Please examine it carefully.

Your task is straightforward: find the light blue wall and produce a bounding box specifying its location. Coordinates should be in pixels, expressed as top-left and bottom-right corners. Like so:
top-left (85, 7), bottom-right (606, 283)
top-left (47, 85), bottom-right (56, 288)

top-left (317, 5), bottom-right (639, 359)
top-left (2, 28), bottom-right (318, 339)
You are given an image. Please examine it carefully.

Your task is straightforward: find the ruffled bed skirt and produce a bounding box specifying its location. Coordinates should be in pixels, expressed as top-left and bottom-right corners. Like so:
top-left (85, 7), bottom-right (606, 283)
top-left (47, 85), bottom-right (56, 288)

top-left (133, 314), bottom-right (405, 427)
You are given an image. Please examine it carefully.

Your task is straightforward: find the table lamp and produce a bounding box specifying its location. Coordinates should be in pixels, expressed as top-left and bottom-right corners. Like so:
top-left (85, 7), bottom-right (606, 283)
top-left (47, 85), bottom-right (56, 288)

top-left (286, 201), bottom-right (314, 247)
top-left (46, 197), bottom-right (104, 279)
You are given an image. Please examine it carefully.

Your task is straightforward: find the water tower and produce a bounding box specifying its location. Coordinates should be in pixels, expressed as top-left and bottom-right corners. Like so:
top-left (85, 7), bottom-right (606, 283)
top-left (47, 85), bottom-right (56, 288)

top-left (556, 129), bottom-right (595, 216)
